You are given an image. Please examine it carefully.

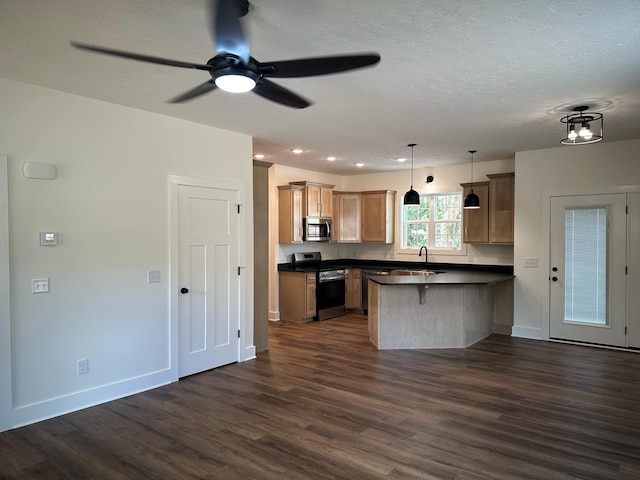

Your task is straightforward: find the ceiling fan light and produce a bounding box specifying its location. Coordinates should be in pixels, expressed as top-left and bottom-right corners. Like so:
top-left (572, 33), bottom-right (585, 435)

top-left (215, 73), bottom-right (257, 93)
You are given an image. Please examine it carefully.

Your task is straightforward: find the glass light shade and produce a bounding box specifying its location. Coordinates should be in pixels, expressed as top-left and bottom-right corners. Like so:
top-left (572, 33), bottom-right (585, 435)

top-left (215, 74), bottom-right (256, 93)
top-left (579, 123), bottom-right (592, 139)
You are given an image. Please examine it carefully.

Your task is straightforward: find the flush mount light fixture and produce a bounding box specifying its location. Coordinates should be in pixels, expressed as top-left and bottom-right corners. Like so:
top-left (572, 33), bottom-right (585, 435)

top-left (463, 150), bottom-right (480, 210)
top-left (403, 144), bottom-right (420, 205)
top-left (290, 148), bottom-right (305, 154)
top-left (560, 105), bottom-right (603, 145)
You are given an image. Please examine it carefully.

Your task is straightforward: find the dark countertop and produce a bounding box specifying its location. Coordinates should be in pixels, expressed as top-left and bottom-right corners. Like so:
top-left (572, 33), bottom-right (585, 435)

top-left (368, 271), bottom-right (514, 286)
top-left (278, 258), bottom-right (513, 275)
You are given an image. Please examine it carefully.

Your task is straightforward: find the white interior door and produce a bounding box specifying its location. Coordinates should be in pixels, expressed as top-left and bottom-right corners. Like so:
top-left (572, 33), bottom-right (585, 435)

top-left (628, 193), bottom-right (640, 348)
top-left (178, 184), bottom-right (239, 377)
top-left (549, 194), bottom-right (627, 347)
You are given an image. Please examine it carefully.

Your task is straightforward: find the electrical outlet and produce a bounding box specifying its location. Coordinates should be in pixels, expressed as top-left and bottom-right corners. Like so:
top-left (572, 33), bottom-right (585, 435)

top-left (77, 358), bottom-right (89, 375)
top-left (524, 258), bottom-right (539, 268)
top-left (32, 278), bottom-right (49, 293)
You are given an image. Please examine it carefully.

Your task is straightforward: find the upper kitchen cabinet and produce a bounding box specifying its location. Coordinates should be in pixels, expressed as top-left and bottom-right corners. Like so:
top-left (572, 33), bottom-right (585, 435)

top-left (487, 173), bottom-right (515, 244)
top-left (460, 181), bottom-right (490, 244)
top-left (460, 173), bottom-right (514, 245)
top-left (278, 184), bottom-right (304, 244)
top-left (289, 181), bottom-right (334, 218)
top-left (332, 191), bottom-right (361, 243)
top-left (361, 190), bottom-right (396, 243)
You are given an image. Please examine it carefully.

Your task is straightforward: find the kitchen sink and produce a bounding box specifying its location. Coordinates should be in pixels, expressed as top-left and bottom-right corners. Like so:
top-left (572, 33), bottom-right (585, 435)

top-left (390, 269), bottom-right (443, 276)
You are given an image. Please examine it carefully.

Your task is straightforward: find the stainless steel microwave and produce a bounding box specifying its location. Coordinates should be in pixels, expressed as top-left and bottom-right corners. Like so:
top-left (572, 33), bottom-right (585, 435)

top-left (304, 217), bottom-right (332, 242)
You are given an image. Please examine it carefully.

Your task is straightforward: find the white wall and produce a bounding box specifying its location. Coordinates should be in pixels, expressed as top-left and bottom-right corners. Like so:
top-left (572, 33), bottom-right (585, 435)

top-left (513, 139), bottom-right (640, 339)
top-left (0, 78), bottom-right (254, 430)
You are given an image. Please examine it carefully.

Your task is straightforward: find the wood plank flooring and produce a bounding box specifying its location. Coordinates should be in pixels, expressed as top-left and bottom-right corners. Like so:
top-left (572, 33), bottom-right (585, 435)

top-left (1, 313), bottom-right (639, 479)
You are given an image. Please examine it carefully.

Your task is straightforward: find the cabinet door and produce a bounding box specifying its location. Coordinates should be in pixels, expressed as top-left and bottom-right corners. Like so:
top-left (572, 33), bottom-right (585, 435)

top-left (320, 188), bottom-right (333, 218)
top-left (489, 173), bottom-right (514, 244)
top-left (305, 273), bottom-right (316, 317)
top-left (361, 193), bottom-right (388, 242)
top-left (278, 186), bottom-right (303, 244)
top-left (338, 193), bottom-right (361, 242)
top-left (306, 185), bottom-right (322, 217)
top-left (461, 182), bottom-right (489, 243)
top-left (350, 269), bottom-right (362, 309)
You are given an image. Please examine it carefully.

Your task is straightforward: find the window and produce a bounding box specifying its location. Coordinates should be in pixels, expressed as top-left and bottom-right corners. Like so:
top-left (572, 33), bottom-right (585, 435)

top-left (401, 193), bottom-right (462, 250)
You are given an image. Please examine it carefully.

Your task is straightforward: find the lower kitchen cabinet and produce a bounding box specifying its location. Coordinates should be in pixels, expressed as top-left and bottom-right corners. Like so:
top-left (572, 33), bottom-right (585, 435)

top-left (279, 271), bottom-right (316, 322)
top-left (345, 268), bottom-right (362, 309)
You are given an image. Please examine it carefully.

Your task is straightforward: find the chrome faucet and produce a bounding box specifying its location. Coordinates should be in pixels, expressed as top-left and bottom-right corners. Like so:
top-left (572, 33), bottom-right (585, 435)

top-left (418, 245), bottom-right (428, 267)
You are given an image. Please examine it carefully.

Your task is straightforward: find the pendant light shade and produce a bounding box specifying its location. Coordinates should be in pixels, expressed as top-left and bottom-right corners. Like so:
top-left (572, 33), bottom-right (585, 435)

top-left (463, 150), bottom-right (480, 210)
top-left (403, 143), bottom-right (420, 205)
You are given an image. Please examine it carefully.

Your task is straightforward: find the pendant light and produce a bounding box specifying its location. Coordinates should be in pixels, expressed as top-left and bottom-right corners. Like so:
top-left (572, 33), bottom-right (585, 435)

top-left (463, 150), bottom-right (480, 209)
top-left (403, 143), bottom-right (420, 205)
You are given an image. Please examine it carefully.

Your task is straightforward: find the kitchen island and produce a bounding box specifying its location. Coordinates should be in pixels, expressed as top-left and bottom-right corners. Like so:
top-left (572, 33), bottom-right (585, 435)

top-left (368, 271), bottom-right (514, 349)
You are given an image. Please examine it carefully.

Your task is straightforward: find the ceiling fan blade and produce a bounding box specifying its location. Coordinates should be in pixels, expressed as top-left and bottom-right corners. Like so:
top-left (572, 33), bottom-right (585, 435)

top-left (259, 53), bottom-right (381, 78)
top-left (71, 41), bottom-right (212, 71)
top-left (168, 80), bottom-right (218, 103)
top-left (213, 0), bottom-right (250, 64)
top-left (253, 78), bottom-right (311, 109)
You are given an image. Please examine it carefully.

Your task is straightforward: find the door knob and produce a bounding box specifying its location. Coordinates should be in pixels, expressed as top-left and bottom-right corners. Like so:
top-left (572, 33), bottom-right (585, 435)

top-left (180, 287), bottom-right (189, 294)
top-left (552, 267), bottom-right (558, 272)
top-left (551, 277), bottom-right (558, 282)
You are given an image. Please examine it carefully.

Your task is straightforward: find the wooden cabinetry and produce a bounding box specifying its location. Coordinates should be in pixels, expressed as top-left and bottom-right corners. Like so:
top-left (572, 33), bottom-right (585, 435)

top-left (278, 185), bottom-right (304, 244)
top-left (488, 173), bottom-right (515, 244)
top-left (332, 192), bottom-right (361, 243)
top-left (361, 191), bottom-right (395, 243)
top-left (460, 173), bottom-right (514, 245)
top-left (289, 181), bottom-right (334, 218)
top-left (460, 182), bottom-right (490, 244)
top-left (345, 268), bottom-right (362, 309)
top-left (279, 271), bottom-right (316, 322)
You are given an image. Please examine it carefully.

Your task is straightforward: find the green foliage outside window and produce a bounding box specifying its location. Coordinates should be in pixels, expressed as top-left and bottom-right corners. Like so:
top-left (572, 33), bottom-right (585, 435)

top-left (403, 193), bottom-right (462, 249)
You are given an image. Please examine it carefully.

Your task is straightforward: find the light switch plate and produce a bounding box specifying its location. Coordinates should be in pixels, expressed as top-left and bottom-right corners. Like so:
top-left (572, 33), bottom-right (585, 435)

top-left (524, 258), bottom-right (539, 268)
top-left (32, 278), bottom-right (49, 293)
top-left (147, 270), bottom-right (161, 283)
top-left (40, 232), bottom-right (58, 246)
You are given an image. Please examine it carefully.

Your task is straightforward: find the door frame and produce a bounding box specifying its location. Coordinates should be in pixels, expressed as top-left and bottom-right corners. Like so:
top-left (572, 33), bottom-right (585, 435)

top-left (0, 156), bottom-right (12, 431)
top-left (169, 174), bottom-right (252, 381)
top-left (542, 185), bottom-right (640, 342)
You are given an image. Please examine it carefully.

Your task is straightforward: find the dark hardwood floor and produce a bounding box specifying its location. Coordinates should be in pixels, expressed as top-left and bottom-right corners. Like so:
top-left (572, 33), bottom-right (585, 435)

top-left (1, 313), bottom-right (639, 479)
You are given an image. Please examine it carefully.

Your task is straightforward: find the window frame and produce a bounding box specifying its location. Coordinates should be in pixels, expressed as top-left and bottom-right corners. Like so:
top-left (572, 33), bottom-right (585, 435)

top-left (396, 191), bottom-right (467, 257)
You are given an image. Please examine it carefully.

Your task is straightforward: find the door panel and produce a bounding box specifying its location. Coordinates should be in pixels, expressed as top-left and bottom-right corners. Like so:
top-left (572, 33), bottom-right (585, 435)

top-left (629, 193), bottom-right (640, 348)
top-left (549, 194), bottom-right (626, 347)
top-left (179, 185), bottom-right (239, 377)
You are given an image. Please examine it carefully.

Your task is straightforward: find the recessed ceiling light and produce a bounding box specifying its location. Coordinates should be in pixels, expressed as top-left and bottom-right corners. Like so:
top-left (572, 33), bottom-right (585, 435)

top-left (326, 156), bottom-right (337, 161)
top-left (396, 157), bottom-right (408, 163)
top-left (354, 163), bottom-right (365, 168)
top-left (291, 148), bottom-right (305, 154)
top-left (253, 154), bottom-right (265, 159)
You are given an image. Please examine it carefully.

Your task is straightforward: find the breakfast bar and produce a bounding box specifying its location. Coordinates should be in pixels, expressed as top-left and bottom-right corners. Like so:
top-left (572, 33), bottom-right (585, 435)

top-left (367, 271), bottom-right (514, 349)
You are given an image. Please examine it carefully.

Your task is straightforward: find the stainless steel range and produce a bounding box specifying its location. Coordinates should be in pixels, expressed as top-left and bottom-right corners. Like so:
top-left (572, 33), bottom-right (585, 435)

top-left (293, 252), bottom-right (346, 321)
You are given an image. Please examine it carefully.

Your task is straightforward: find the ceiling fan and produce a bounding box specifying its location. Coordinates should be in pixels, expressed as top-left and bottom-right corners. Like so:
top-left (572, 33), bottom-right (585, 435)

top-left (71, 0), bottom-right (381, 109)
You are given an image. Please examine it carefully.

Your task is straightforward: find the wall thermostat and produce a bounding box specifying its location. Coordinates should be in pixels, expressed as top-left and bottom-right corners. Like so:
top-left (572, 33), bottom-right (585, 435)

top-left (40, 232), bottom-right (58, 246)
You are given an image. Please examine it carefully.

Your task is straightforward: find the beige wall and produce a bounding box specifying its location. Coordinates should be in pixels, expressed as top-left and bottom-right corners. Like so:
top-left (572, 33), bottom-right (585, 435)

top-left (0, 78), bottom-right (254, 430)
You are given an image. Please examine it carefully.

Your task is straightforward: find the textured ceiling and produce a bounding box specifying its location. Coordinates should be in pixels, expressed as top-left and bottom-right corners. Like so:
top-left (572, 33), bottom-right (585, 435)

top-left (1, 0), bottom-right (639, 174)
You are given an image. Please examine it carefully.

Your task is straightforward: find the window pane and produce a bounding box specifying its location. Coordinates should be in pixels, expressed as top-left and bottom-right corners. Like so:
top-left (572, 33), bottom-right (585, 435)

top-left (435, 194), bottom-right (462, 221)
top-left (564, 208), bottom-right (607, 325)
top-left (406, 223), bottom-right (428, 247)
top-left (435, 222), bottom-right (461, 248)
